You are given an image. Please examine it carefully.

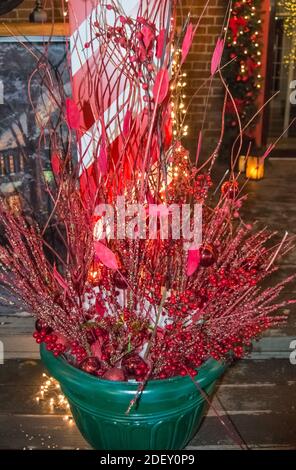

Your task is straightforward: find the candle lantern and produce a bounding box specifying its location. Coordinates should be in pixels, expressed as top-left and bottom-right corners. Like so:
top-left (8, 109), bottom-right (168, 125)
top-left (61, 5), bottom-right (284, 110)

top-left (238, 155), bottom-right (247, 173)
top-left (246, 156), bottom-right (264, 180)
top-left (87, 261), bottom-right (102, 286)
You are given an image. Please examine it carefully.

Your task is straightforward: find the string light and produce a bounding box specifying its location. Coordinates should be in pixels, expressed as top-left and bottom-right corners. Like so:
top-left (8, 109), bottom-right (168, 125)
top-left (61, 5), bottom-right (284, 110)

top-left (171, 48), bottom-right (189, 138)
top-left (279, 0), bottom-right (296, 66)
top-left (35, 373), bottom-right (73, 425)
top-left (63, 0), bottom-right (68, 18)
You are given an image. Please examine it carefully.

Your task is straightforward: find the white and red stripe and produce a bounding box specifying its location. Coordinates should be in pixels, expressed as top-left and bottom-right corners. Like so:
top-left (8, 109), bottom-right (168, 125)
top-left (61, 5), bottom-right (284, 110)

top-left (68, 0), bottom-right (170, 178)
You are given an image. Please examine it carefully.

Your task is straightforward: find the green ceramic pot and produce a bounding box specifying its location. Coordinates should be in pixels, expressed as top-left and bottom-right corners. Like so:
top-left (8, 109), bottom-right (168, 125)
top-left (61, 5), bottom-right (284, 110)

top-left (41, 344), bottom-right (226, 450)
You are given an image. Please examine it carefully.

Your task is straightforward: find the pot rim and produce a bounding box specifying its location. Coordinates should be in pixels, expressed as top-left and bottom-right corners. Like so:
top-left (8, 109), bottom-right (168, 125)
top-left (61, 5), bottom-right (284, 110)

top-left (40, 343), bottom-right (226, 389)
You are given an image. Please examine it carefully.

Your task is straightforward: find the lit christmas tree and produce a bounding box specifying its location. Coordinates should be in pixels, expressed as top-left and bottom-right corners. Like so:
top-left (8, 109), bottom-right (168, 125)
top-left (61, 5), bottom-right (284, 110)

top-left (222, 0), bottom-right (263, 156)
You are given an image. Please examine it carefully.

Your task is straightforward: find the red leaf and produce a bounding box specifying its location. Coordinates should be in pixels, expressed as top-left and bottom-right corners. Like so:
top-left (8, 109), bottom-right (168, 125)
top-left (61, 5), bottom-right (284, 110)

top-left (66, 98), bottom-right (80, 130)
top-left (53, 265), bottom-right (69, 292)
top-left (181, 23), bottom-right (193, 65)
top-left (88, 173), bottom-right (98, 198)
top-left (186, 249), bottom-right (201, 276)
top-left (153, 68), bottom-right (169, 105)
top-left (211, 38), bottom-right (224, 76)
top-left (123, 109), bottom-right (132, 138)
top-left (94, 241), bottom-right (118, 270)
top-left (80, 171), bottom-right (87, 195)
top-left (151, 133), bottom-right (160, 162)
top-left (163, 104), bottom-right (173, 149)
top-left (146, 188), bottom-right (155, 204)
top-left (91, 339), bottom-right (103, 360)
top-left (156, 29), bottom-right (166, 59)
top-left (95, 299), bottom-right (105, 317)
top-left (97, 117), bottom-right (108, 175)
top-left (98, 142), bottom-right (108, 175)
top-left (142, 25), bottom-right (155, 49)
top-left (51, 153), bottom-right (60, 176)
top-left (80, 165), bottom-right (98, 200)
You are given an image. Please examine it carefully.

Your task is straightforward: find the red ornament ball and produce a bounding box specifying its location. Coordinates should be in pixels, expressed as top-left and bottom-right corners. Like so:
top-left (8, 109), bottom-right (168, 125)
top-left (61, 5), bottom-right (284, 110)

top-left (200, 244), bottom-right (217, 268)
top-left (221, 181), bottom-right (239, 199)
top-left (35, 320), bottom-right (52, 334)
top-left (122, 354), bottom-right (148, 380)
top-left (103, 367), bottom-right (126, 381)
top-left (80, 357), bottom-right (101, 375)
top-left (35, 319), bottom-right (43, 332)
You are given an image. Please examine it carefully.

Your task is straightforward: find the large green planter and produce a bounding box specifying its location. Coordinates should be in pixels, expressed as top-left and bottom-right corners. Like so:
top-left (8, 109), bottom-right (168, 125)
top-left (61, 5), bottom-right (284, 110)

top-left (41, 344), bottom-right (226, 450)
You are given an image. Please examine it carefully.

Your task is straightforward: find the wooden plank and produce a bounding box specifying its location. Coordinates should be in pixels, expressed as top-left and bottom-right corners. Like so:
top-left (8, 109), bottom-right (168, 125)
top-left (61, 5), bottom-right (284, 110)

top-left (251, 335), bottom-right (296, 359)
top-left (1, 335), bottom-right (39, 359)
top-left (1, 378), bottom-right (294, 416)
top-left (0, 358), bottom-right (295, 449)
top-left (0, 359), bottom-right (43, 386)
top-left (0, 415), bottom-right (89, 450)
top-left (1, 358), bottom-right (295, 388)
top-left (0, 410), bottom-right (295, 450)
top-left (1, 310), bottom-right (295, 358)
top-left (0, 315), bottom-right (34, 334)
top-left (0, 22), bottom-right (69, 37)
top-left (190, 412), bottom-right (296, 448)
top-left (0, 316), bottom-right (37, 359)
top-left (220, 358), bottom-right (296, 385)
top-left (187, 444), bottom-right (296, 450)
top-left (0, 359), bottom-right (295, 449)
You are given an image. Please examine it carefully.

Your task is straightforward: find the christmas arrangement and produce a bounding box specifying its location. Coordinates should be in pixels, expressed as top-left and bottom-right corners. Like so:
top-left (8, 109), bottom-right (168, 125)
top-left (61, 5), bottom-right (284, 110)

top-left (0, 0), bottom-right (294, 388)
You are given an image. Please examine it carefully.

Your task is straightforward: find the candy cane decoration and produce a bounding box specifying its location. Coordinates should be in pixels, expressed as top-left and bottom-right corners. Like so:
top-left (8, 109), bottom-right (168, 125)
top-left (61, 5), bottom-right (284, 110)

top-left (68, 0), bottom-right (171, 181)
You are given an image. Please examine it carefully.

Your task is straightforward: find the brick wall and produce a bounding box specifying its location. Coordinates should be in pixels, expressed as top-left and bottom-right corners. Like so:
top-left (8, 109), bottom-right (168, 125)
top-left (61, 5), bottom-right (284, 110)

top-left (0, 0), bottom-right (63, 22)
top-left (177, 0), bottom-right (227, 158)
top-left (0, 0), bottom-right (226, 157)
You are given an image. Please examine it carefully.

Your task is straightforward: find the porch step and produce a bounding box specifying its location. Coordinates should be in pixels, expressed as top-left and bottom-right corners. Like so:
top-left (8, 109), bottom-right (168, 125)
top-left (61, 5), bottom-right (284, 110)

top-left (0, 315), bottom-right (295, 360)
top-left (0, 358), bottom-right (295, 449)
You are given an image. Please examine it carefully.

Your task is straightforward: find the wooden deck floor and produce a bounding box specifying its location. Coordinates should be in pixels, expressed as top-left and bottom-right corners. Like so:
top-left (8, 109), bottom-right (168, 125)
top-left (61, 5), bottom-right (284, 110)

top-left (0, 159), bottom-right (296, 449)
top-left (0, 358), bottom-right (295, 450)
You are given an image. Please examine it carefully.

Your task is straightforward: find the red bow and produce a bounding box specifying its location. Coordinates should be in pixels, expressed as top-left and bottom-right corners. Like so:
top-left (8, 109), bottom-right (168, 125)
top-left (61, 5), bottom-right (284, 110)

top-left (229, 16), bottom-right (247, 39)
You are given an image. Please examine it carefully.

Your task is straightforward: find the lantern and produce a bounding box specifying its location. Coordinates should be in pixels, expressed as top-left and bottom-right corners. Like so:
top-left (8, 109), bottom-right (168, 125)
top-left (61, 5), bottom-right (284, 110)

top-left (87, 261), bottom-right (102, 285)
top-left (238, 155), bottom-right (246, 172)
top-left (246, 156), bottom-right (264, 180)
